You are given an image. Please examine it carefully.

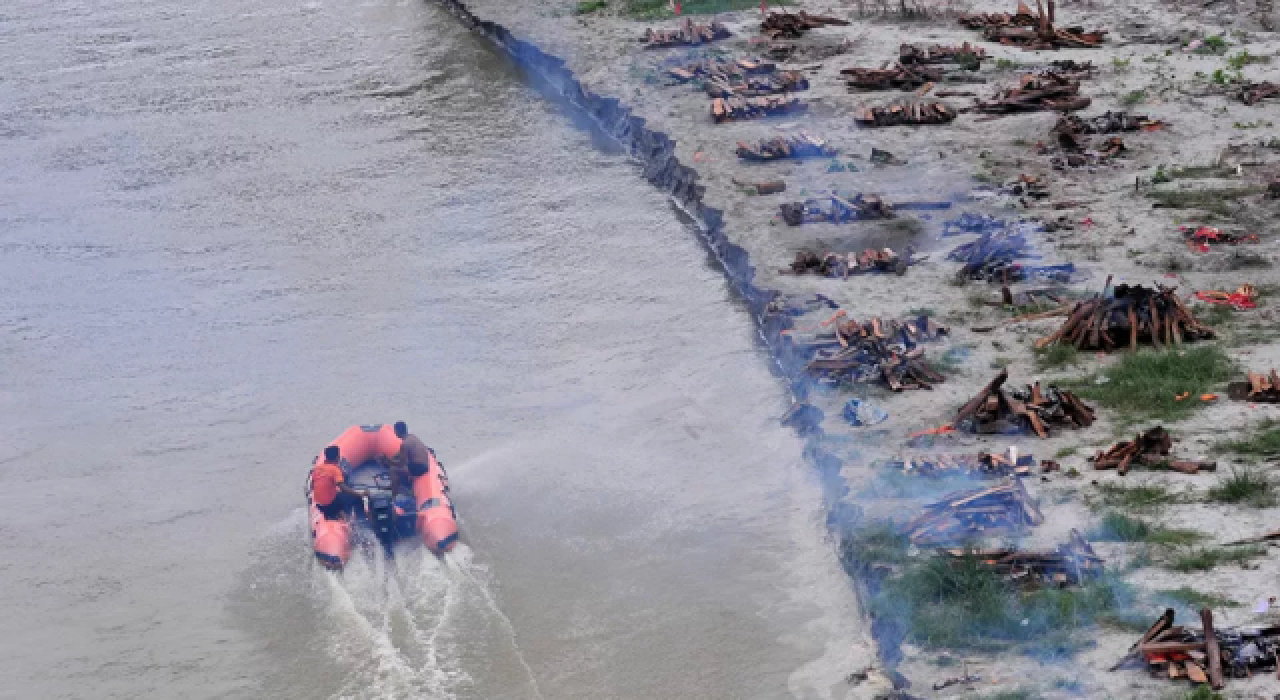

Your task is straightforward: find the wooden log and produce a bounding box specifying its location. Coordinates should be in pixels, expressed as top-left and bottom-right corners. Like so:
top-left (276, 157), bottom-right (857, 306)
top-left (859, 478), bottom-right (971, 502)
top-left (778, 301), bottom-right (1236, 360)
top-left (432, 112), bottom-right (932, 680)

top-left (1185, 661), bottom-right (1208, 684)
top-left (1139, 641), bottom-right (1207, 654)
top-left (957, 369), bottom-right (1009, 420)
top-left (1127, 305), bottom-right (1139, 351)
top-left (1201, 609), bottom-right (1224, 690)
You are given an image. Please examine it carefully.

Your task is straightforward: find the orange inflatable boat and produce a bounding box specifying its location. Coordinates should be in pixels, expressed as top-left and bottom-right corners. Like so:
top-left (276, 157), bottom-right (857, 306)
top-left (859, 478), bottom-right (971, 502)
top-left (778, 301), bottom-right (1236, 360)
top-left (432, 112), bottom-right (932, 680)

top-left (307, 424), bottom-right (458, 569)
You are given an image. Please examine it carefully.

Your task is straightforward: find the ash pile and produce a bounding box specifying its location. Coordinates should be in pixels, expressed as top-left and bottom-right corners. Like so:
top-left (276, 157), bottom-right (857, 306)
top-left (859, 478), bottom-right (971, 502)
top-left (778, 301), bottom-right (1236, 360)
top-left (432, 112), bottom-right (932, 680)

top-left (781, 313), bottom-right (949, 391)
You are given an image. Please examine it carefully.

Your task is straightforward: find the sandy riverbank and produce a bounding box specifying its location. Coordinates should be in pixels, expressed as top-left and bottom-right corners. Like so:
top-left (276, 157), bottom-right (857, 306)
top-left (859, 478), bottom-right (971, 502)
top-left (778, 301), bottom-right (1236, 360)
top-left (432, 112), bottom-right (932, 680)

top-left (437, 0), bottom-right (1280, 696)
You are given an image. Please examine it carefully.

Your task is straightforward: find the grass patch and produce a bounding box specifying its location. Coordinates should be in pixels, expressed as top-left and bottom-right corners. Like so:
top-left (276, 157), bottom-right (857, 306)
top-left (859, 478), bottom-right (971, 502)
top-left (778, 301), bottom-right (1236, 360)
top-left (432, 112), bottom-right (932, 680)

top-left (1195, 35), bottom-right (1230, 55)
top-left (1055, 446), bottom-right (1078, 459)
top-left (1207, 467), bottom-right (1277, 507)
top-left (1226, 50), bottom-right (1269, 70)
top-left (1121, 89), bottom-right (1147, 106)
top-left (574, 0), bottom-right (608, 13)
top-left (1215, 419), bottom-right (1280, 457)
top-left (1093, 481), bottom-right (1183, 512)
top-left (1067, 346), bottom-right (1236, 423)
top-left (982, 691), bottom-right (1038, 700)
top-left (1167, 545), bottom-right (1267, 572)
top-left (1157, 586), bottom-right (1239, 609)
top-left (1089, 512), bottom-right (1201, 545)
top-left (623, 0), bottom-right (786, 17)
top-left (1035, 343), bottom-right (1080, 370)
top-left (845, 531), bottom-right (1133, 656)
top-left (1149, 186), bottom-right (1265, 217)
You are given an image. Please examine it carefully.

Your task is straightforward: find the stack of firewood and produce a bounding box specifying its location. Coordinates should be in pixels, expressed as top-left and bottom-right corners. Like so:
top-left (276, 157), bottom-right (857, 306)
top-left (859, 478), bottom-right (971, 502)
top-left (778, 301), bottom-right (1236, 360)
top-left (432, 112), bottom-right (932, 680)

top-left (899, 43), bottom-right (987, 65)
top-left (957, 1), bottom-right (1107, 50)
top-left (1240, 81), bottom-right (1280, 105)
top-left (974, 71), bottom-right (1091, 113)
top-left (1228, 369), bottom-right (1280, 403)
top-left (711, 95), bottom-right (808, 123)
top-left (940, 529), bottom-right (1104, 587)
top-left (842, 63), bottom-right (942, 91)
top-left (761, 11), bottom-right (850, 39)
top-left (668, 58), bottom-right (773, 83)
top-left (736, 133), bottom-right (836, 161)
top-left (854, 101), bottom-right (957, 127)
top-left (779, 194), bottom-right (894, 225)
top-left (955, 370), bottom-right (1095, 437)
top-left (783, 313), bottom-right (948, 390)
top-left (904, 477), bottom-right (1045, 545)
top-left (884, 451), bottom-right (1037, 479)
top-left (1035, 284), bottom-right (1215, 352)
top-left (705, 69), bottom-right (809, 98)
top-left (1092, 426), bottom-right (1217, 475)
top-left (784, 248), bottom-right (921, 277)
top-left (641, 19), bottom-right (731, 48)
top-left (1113, 608), bottom-right (1278, 691)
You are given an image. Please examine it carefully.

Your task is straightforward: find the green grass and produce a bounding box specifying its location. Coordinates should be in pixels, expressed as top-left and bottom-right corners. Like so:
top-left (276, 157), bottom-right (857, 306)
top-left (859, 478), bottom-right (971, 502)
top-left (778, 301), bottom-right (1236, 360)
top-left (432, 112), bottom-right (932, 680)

top-left (1167, 545), bottom-right (1267, 572)
top-left (1093, 481), bottom-right (1183, 512)
top-left (1196, 35), bottom-right (1230, 55)
top-left (1227, 51), bottom-right (1271, 70)
top-left (1179, 687), bottom-right (1225, 700)
top-left (1089, 512), bottom-right (1201, 545)
top-left (1157, 586), bottom-right (1239, 609)
top-left (1121, 90), bottom-right (1147, 106)
top-left (1035, 344), bottom-right (1080, 370)
top-left (844, 532), bottom-right (1133, 656)
top-left (1207, 467), bottom-right (1277, 507)
top-left (1149, 186), bottom-right (1265, 217)
top-left (1068, 346), bottom-right (1236, 423)
top-left (623, 0), bottom-right (786, 17)
top-left (574, 0), bottom-right (608, 13)
top-left (983, 691), bottom-right (1038, 700)
top-left (1055, 446), bottom-right (1078, 459)
top-left (1215, 419), bottom-right (1280, 457)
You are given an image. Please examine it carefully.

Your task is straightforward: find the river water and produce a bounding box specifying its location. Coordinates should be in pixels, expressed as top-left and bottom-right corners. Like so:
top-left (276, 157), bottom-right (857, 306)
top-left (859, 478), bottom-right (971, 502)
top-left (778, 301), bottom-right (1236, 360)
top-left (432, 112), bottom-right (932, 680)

top-left (0, 0), bottom-right (870, 698)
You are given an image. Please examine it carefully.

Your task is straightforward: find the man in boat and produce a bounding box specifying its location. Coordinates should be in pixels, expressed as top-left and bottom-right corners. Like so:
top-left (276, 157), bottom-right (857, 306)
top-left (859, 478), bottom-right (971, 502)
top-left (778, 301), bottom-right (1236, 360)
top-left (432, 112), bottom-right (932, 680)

top-left (313, 445), bottom-right (368, 520)
top-left (382, 421), bottom-right (433, 497)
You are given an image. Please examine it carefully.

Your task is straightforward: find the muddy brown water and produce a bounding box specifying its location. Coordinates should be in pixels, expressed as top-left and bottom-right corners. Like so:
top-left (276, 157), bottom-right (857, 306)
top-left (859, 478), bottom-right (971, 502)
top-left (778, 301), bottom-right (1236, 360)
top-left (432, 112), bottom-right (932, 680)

top-left (0, 0), bottom-right (868, 698)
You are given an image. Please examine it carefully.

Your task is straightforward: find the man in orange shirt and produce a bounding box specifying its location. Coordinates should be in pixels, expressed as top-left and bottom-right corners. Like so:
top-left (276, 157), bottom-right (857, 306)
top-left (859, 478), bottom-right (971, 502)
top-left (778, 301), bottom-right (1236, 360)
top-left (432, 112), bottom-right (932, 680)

top-left (312, 445), bottom-right (368, 520)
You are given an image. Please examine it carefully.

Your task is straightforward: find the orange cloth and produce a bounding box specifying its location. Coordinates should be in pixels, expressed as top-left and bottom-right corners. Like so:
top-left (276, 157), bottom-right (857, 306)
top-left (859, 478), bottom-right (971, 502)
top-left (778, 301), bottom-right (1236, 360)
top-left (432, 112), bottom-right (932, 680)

top-left (312, 461), bottom-right (344, 506)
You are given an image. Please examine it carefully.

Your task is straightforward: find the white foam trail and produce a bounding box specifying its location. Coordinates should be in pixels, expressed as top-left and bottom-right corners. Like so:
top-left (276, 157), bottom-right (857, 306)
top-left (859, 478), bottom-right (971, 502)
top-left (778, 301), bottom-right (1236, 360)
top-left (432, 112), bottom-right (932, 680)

top-left (443, 546), bottom-right (546, 700)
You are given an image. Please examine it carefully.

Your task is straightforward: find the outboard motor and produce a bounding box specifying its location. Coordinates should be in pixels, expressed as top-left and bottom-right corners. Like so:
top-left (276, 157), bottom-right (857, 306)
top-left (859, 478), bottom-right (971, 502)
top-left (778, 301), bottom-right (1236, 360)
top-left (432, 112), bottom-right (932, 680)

top-left (367, 492), bottom-right (396, 552)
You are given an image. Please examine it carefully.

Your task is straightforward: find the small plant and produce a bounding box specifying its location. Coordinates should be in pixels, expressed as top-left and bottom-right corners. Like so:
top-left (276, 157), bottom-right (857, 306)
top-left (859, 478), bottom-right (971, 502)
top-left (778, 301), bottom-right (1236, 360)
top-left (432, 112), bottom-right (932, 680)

top-left (1121, 89), bottom-right (1147, 106)
top-left (1112, 57), bottom-right (1132, 71)
top-left (1168, 546), bottom-right (1266, 572)
top-left (1158, 586), bottom-right (1239, 609)
top-left (1094, 481), bottom-right (1182, 511)
top-left (956, 51), bottom-right (981, 71)
top-left (1198, 35), bottom-right (1230, 55)
top-left (1215, 419), bottom-right (1280, 456)
top-left (1054, 446), bottom-right (1078, 459)
top-left (1035, 343), bottom-right (1080, 370)
top-left (1207, 467), bottom-right (1277, 507)
top-left (994, 58), bottom-right (1020, 71)
top-left (574, 0), bottom-right (608, 13)
top-left (1089, 512), bottom-right (1201, 545)
top-left (1151, 165), bottom-right (1172, 184)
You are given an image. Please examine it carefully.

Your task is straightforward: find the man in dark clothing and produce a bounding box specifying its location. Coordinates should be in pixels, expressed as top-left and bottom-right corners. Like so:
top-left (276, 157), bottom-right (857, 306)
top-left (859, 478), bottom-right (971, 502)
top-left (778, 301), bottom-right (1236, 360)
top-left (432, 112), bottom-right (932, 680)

top-left (383, 421), bottom-right (433, 497)
top-left (313, 445), bottom-right (368, 520)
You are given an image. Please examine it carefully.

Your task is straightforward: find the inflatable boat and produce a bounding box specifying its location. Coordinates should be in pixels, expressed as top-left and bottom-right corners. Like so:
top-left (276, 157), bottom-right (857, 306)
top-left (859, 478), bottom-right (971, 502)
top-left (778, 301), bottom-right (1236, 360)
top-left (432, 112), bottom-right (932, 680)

top-left (307, 424), bottom-right (458, 570)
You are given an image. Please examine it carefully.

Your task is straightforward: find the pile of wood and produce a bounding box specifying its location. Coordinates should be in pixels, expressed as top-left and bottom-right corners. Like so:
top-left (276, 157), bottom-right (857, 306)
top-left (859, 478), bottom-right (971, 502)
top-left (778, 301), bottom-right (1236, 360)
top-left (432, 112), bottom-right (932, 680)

top-left (1092, 426), bottom-right (1217, 475)
top-left (939, 529), bottom-right (1104, 587)
top-left (904, 477), bottom-right (1045, 545)
top-left (949, 231), bottom-right (1078, 285)
top-left (842, 63), bottom-right (942, 91)
top-left (711, 95), bottom-right (808, 123)
top-left (884, 451), bottom-right (1037, 479)
top-left (705, 69), bottom-right (809, 98)
top-left (854, 101), bottom-right (957, 127)
top-left (955, 370), bottom-right (1095, 437)
top-left (899, 43), bottom-right (987, 65)
top-left (667, 58), bottom-right (774, 84)
top-left (957, 1), bottom-right (1107, 50)
top-left (974, 72), bottom-right (1090, 113)
top-left (1049, 136), bottom-right (1125, 169)
top-left (761, 11), bottom-right (850, 39)
top-left (1240, 81), bottom-right (1280, 105)
top-left (1035, 284), bottom-right (1216, 352)
top-left (783, 247), bottom-right (922, 277)
top-left (641, 19), bottom-right (731, 48)
top-left (1228, 369), bottom-right (1280, 403)
top-left (736, 133), bottom-right (836, 161)
top-left (1054, 111), bottom-right (1168, 138)
top-left (784, 313), bottom-right (948, 390)
top-left (779, 194), bottom-right (893, 225)
top-left (1114, 608), bottom-right (1279, 689)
